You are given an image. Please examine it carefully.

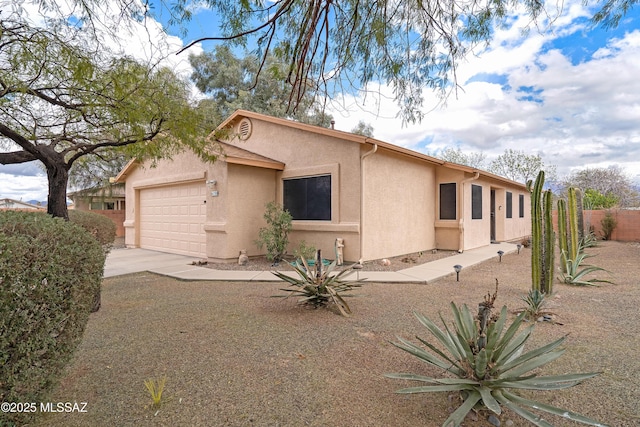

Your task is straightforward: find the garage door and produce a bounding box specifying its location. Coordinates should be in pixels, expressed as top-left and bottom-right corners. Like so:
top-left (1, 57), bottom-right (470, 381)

top-left (139, 182), bottom-right (207, 257)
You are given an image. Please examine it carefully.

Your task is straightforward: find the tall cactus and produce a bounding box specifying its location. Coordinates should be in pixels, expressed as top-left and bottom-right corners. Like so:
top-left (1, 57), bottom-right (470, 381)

top-left (568, 187), bottom-right (580, 261)
top-left (543, 190), bottom-right (555, 294)
top-left (557, 198), bottom-right (568, 273)
top-left (575, 187), bottom-right (585, 243)
top-left (531, 171), bottom-right (544, 292)
top-left (530, 171), bottom-right (555, 294)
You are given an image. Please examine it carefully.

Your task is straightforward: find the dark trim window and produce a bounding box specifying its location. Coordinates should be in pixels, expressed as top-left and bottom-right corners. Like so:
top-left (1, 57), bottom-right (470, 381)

top-left (472, 184), bottom-right (482, 219)
top-left (519, 194), bottom-right (525, 218)
top-left (283, 175), bottom-right (331, 220)
top-left (439, 183), bottom-right (457, 220)
top-left (506, 192), bottom-right (513, 219)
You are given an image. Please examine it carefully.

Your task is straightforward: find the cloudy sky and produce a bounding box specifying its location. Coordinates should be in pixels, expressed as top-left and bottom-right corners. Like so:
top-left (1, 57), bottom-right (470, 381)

top-left (1, 0), bottom-right (639, 202)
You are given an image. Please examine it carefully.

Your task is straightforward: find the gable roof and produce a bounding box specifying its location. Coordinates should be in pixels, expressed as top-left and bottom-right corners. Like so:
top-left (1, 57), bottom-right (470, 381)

top-left (211, 141), bottom-right (285, 170)
top-left (218, 109), bottom-right (528, 190)
top-left (115, 110), bottom-right (527, 190)
top-left (113, 140), bottom-right (285, 183)
top-left (68, 184), bottom-right (125, 199)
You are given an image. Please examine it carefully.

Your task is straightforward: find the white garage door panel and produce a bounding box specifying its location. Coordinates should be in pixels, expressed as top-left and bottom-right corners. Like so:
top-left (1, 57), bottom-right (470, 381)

top-left (139, 182), bottom-right (207, 257)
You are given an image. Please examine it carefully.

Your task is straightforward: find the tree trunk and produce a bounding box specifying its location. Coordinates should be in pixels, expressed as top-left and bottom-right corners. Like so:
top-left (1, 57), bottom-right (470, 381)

top-left (46, 163), bottom-right (70, 220)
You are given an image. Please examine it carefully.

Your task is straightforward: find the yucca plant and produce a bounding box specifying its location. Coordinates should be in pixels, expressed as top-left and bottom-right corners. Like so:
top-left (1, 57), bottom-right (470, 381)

top-left (561, 248), bottom-right (612, 286)
top-left (272, 250), bottom-right (364, 317)
top-left (386, 286), bottom-right (606, 427)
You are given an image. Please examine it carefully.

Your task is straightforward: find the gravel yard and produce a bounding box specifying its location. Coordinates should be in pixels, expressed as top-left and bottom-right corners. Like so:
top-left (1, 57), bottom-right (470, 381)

top-left (34, 240), bottom-right (640, 427)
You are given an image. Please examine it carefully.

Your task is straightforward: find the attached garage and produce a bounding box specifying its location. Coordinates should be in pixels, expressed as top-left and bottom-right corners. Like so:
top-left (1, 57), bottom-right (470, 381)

top-left (138, 181), bottom-right (207, 257)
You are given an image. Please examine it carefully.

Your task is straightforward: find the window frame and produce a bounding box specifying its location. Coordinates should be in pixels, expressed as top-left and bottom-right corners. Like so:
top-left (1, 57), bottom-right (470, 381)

top-left (471, 184), bottom-right (483, 220)
top-left (283, 174), bottom-right (332, 221)
top-left (279, 163), bottom-right (339, 224)
top-left (506, 191), bottom-right (513, 219)
top-left (439, 182), bottom-right (457, 220)
top-left (519, 194), bottom-right (525, 218)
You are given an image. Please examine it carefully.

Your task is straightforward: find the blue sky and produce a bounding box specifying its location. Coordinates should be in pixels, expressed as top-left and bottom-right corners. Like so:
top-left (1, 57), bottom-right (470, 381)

top-left (1, 0), bottom-right (639, 201)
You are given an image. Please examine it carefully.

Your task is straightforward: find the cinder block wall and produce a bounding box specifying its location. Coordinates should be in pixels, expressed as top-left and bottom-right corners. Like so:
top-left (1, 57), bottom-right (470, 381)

top-left (553, 210), bottom-right (640, 241)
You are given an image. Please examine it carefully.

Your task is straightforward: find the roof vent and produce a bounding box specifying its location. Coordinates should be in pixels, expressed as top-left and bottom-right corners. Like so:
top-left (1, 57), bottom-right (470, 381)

top-left (238, 118), bottom-right (253, 140)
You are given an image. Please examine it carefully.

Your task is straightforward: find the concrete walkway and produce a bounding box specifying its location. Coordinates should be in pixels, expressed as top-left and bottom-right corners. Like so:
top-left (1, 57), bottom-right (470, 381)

top-left (105, 242), bottom-right (519, 284)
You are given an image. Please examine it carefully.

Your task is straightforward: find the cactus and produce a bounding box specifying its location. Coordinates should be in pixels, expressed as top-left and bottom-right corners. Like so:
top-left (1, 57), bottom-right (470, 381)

top-left (568, 187), bottom-right (580, 261)
top-left (575, 187), bottom-right (585, 243)
top-left (530, 172), bottom-right (544, 292)
top-left (543, 189), bottom-right (555, 294)
top-left (530, 171), bottom-right (554, 294)
top-left (557, 198), bottom-right (569, 273)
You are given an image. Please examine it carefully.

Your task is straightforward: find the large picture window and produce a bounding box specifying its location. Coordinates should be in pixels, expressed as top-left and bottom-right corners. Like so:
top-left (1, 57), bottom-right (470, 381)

top-left (472, 184), bottom-right (482, 219)
top-left (506, 192), bottom-right (513, 219)
top-left (440, 183), bottom-right (457, 220)
top-left (283, 175), bottom-right (331, 220)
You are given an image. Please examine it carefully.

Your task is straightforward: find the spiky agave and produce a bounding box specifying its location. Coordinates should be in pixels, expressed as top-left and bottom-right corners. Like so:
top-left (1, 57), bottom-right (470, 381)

top-left (518, 289), bottom-right (553, 321)
top-left (386, 293), bottom-right (607, 426)
top-left (271, 250), bottom-right (363, 317)
top-left (561, 244), bottom-right (613, 287)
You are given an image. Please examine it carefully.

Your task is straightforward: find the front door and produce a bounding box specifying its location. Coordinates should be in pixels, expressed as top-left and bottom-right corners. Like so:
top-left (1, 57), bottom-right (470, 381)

top-left (490, 190), bottom-right (496, 243)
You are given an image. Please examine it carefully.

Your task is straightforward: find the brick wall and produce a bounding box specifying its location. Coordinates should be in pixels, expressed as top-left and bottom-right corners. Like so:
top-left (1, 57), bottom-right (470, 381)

top-left (553, 209), bottom-right (640, 242)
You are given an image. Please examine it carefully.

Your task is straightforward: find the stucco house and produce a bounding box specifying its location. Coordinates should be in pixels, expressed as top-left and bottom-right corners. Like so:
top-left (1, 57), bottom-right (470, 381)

top-left (115, 110), bottom-right (531, 262)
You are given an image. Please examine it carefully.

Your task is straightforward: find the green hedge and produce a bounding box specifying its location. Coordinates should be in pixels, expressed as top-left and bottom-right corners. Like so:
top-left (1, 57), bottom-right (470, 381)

top-left (0, 211), bottom-right (106, 426)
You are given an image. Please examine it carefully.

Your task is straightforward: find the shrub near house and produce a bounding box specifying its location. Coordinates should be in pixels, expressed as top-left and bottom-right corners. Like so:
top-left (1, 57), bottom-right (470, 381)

top-left (0, 211), bottom-right (107, 426)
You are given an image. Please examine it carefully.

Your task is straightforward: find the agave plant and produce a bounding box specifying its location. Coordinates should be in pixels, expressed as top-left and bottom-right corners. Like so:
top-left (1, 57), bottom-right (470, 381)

top-left (561, 247), bottom-right (612, 286)
top-left (386, 286), bottom-right (606, 427)
top-left (272, 250), bottom-right (363, 317)
top-left (518, 289), bottom-right (554, 322)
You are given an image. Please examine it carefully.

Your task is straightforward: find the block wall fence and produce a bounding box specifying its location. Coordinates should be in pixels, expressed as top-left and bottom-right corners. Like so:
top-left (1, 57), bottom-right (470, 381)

top-left (552, 209), bottom-right (640, 242)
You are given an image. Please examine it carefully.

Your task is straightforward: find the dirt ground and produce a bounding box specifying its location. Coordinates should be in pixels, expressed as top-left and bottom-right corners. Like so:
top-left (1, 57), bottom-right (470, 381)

top-left (31, 240), bottom-right (640, 427)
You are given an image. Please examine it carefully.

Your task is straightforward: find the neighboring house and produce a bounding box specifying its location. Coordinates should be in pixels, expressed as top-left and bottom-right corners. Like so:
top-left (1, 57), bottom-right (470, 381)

top-left (0, 198), bottom-right (45, 210)
top-left (115, 110), bottom-right (531, 262)
top-left (67, 184), bottom-right (126, 236)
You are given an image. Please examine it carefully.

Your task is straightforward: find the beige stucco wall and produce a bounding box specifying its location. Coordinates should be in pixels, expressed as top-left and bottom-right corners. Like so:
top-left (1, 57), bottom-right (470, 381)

top-left (434, 167), bottom-right (464, 250)
top-left (227, 117), bottom-right (362, 262)
top-left (220, 164), bottom-right (277, 260)
top-left (432, 169), bottom-right (531, 251)
top-left (499, 187), bottom-right (531, 243)
top-left (361, 148), bottom-right (436, 261)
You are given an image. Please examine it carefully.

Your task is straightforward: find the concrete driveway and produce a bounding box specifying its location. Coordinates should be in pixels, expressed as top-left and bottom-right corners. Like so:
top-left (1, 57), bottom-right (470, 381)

top-left (104, 248), bottom-right (198, 278)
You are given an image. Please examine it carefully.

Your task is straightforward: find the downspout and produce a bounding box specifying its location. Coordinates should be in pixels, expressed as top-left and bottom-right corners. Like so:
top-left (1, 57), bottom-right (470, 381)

top-left (359, 141), bottom-right (378, 262)
top-left (458, 171), bottom-right (480, 252)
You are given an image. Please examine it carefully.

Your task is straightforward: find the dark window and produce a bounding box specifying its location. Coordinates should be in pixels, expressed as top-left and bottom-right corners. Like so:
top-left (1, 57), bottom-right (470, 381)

top-left (506, 192), bottom-right (513, 219)
top-left (519, 194), bottom-right (525, 218)
top-left (472, 184), bottom-right (482, 219)
top-left (439, 183), bottom-right (456, 220)
top-left (283, 175), bottom-right (331, 220)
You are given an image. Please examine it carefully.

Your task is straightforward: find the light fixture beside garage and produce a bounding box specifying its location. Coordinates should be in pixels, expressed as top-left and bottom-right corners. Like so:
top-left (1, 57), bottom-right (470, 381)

top-left (206, 179), bottom-right (219, 197)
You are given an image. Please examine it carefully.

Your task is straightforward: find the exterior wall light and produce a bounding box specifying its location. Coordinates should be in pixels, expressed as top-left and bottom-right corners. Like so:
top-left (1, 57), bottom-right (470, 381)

top-left (206, 179), bottom-right (218, 197)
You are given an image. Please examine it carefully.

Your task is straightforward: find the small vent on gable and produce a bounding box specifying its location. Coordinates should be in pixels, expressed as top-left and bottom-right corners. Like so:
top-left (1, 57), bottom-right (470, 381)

top-left (238, 118), bottom-right (253, 140)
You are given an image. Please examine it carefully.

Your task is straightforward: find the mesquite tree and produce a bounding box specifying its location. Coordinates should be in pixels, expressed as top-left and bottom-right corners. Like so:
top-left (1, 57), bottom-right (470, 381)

top-left (0, 15), bottom-right (210, 219)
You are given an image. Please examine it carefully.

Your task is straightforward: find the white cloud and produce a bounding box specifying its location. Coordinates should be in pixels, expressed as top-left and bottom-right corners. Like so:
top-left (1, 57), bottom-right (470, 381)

top-left (0, 173), bottom-right (49, 201)
top-left (328, 4), bottom-right (640, 185)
